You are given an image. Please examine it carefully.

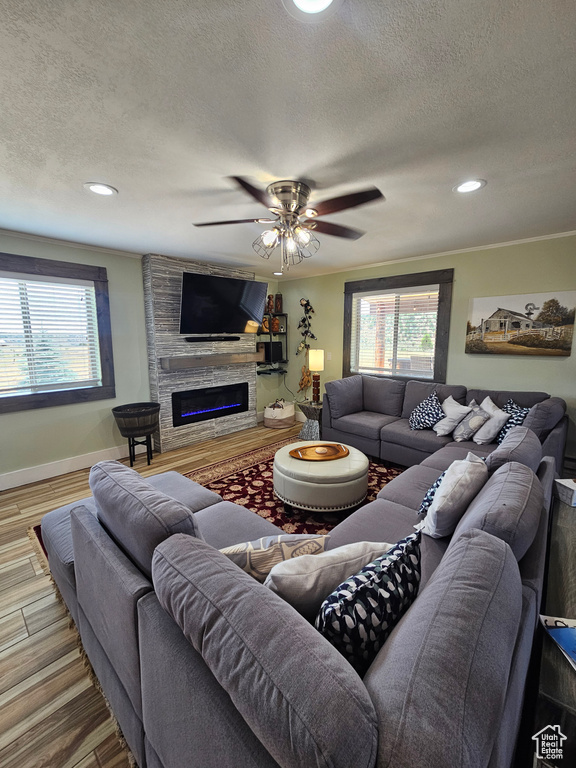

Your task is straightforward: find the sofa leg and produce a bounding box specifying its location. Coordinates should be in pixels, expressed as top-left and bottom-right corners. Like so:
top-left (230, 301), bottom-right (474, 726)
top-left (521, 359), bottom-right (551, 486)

top-left (283, 503), bottom-right (293, 518)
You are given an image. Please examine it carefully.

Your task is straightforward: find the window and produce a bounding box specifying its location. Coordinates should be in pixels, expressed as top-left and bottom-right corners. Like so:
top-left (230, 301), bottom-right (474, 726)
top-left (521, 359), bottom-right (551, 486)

top-left (0, 252), bottom-right (115, 412)
top-left (343, 269), bottom-right (453, 382)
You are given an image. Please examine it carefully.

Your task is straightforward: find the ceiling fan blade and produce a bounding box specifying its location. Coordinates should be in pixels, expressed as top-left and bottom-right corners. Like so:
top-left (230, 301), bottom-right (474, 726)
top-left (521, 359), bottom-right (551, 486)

top-left (313, 187), bottom-right (384, 217)
top-left (229, 176), bottom-right (271, 208)
top-left (309, 220), bottom-right (364, 240)
top-left (193, 218), bottom-right (274, 227)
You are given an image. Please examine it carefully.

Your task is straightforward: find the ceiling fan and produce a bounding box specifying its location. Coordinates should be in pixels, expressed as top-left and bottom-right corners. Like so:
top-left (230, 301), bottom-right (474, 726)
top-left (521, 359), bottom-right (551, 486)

top-left (193, 177), bottom-right (384, 272)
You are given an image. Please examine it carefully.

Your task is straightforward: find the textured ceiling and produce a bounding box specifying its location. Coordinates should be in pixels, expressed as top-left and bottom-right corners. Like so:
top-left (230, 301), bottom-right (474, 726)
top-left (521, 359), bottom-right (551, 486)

top-left (0, 0), bottom-right (575, 278)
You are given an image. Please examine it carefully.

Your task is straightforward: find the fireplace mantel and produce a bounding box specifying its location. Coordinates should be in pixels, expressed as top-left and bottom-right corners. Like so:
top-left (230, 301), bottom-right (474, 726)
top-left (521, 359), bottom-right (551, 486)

top-left (160, 350), bottom-right (264, 371)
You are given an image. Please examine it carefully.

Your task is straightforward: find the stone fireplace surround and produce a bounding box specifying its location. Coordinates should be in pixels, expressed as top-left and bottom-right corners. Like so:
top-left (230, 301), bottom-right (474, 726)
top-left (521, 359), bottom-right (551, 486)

top-left (142, 253), bottom-right (263, 453)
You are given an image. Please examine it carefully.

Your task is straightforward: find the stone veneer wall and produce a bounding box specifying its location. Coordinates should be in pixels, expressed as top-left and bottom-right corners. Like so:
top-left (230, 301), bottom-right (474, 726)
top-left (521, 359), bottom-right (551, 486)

top-left (142, 253), bottom-right (260, 452)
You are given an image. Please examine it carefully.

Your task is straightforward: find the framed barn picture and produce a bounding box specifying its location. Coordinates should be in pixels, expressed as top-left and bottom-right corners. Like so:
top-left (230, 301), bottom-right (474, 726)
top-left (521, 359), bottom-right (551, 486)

top-left (465, 291), bottom-right (575, 356)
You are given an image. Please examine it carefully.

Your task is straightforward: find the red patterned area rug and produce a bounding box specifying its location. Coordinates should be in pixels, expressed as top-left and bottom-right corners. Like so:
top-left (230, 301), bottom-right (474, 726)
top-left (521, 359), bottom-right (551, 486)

top-left (184, 438), bottom-right (403, 535)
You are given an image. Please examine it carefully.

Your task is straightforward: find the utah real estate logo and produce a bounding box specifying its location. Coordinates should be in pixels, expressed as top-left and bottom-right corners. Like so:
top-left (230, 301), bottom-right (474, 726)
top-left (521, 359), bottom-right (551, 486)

top-left (532, 724), bottom-right (567, 761)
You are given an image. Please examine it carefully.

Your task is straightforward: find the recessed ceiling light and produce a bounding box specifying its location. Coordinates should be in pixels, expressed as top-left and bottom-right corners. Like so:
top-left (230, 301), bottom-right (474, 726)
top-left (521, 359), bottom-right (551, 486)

top-left (281, 0), bottom-right (341, 22)
top-left (293, 0), bottom-right (333, 12)
top-left (273, 271), bottom-right (283, 276)
top-left (453, 179), bottom-right (487, 193)
top-left (84, 182), bottom-right (118, 196)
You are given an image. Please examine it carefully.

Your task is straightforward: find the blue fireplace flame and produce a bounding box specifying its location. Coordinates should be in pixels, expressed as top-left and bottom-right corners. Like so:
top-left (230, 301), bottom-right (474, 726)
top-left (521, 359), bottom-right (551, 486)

top-left (181, 402), bottom-right (242, 418)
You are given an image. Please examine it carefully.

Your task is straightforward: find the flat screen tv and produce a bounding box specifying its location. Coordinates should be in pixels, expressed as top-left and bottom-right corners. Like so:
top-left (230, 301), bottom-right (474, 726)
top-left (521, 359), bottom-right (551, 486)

top-left (179, 272), bottom-right (268, 335)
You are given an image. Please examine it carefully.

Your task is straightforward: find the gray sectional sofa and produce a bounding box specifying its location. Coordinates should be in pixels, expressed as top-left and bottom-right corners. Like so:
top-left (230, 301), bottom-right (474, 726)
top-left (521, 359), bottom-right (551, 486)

top-left (322, 375), bottom-right (567, 471)
top-left (40, 385), bottom-right (560, 768)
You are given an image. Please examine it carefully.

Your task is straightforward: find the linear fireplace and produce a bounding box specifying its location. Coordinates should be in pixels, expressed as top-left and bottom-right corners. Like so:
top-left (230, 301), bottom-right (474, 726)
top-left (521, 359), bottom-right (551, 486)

top-left (172, 383), bottom-right (249, 427)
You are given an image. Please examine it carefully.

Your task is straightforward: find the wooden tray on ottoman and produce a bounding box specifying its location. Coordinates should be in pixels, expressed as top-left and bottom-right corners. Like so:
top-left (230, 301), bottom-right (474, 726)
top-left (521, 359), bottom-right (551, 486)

top-left (288, 443), bottom-right (349, 461)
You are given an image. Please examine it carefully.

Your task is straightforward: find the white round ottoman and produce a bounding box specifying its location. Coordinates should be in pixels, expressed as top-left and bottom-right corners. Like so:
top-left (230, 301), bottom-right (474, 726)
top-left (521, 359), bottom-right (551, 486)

top-left (273, 441), bottom-right (369, 513)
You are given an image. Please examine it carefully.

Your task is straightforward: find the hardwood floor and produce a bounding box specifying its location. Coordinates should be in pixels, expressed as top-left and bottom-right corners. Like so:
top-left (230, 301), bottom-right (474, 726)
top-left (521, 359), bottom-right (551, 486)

top-left (0, 424), bottom-right (301, 768)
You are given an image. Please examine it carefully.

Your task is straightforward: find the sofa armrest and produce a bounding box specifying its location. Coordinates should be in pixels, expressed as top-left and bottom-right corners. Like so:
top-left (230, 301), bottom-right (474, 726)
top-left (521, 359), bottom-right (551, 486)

top-left (540, 416), bottom-right (568, 474)
top-left (322, 396), bottom-right (333, 430)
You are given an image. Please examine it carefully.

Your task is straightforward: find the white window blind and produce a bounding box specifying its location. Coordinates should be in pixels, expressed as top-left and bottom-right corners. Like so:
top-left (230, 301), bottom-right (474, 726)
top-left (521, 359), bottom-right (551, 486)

top-left (0, 274), bottom-right (102, 397)
top-left (349, 284), bottom-right (439, 379)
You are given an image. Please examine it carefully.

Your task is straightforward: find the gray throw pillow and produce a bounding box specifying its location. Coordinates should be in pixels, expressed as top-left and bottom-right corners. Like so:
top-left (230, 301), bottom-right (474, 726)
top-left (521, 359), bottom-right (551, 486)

top-left (472, 397), bottom-right (511, 444)
top-left (433, 395), bottom-right (472, 436)
top-left (220, 534), bottom-right (328, 582)
top-left (264, 540), bottom-right (393, 620)
top-left (453, 400), bottom-right (491, 442)
top-left (420, 453), bottom-right (489, 538)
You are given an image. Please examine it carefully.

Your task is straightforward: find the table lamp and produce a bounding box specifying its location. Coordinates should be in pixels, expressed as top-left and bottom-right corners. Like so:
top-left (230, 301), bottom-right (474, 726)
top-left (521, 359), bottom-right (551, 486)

top-left (308, 349), bottom-right (325, 403)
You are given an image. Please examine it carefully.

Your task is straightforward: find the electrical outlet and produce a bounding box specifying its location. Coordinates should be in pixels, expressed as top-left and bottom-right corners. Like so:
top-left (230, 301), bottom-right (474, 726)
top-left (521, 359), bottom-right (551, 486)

top-left (327, 352), bottom-right (332, 361)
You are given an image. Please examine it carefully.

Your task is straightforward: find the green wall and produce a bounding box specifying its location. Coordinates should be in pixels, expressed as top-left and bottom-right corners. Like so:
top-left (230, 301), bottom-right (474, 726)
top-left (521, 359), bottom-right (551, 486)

top-left (0, 233), bottom-right (150, 475)
top-left (278, 234), bottom-right (576, 458)
top-left (2, 231), bottom-right (574, 478)
top-left (0, 235), bottom-right (278, 477)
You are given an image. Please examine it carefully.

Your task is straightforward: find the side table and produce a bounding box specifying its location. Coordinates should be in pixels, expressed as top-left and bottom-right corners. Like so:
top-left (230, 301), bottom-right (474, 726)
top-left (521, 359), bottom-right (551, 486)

top-left (298, 401), bottom-right (323, 440)
top-left (531, 492), bottom-right (576, 767)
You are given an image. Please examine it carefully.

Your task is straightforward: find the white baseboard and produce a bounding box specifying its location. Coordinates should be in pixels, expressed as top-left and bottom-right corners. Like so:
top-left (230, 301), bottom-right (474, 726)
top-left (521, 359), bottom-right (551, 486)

top-left (0, 443), bottom-right (145, 491)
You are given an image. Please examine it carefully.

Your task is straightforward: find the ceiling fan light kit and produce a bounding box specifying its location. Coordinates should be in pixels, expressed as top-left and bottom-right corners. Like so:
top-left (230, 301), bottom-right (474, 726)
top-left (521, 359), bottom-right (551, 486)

top-left (194, 176), bottom-right (384, 274)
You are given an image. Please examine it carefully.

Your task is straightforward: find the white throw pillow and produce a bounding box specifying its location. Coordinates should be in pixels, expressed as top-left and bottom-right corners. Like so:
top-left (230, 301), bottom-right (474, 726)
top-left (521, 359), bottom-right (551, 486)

top-left (421, 453), bottom-right (488, 538)
top-left (264, 540), bottom-right (392, 620)
top-left (433, 395), bottom-right (472, 437)
top-left (472, 397), bottom-right (511, 444)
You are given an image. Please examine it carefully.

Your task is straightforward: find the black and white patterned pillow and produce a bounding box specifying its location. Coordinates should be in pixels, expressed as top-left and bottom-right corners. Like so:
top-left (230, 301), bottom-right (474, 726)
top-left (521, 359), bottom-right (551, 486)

top-left (418, 471), bottom-right (446, 516)
top-left (409, 391), bottom-right (444, 430)
top-left (315, 532), bottom-right (421, 676)
top-left (497, 400), bottom-right (530, 444)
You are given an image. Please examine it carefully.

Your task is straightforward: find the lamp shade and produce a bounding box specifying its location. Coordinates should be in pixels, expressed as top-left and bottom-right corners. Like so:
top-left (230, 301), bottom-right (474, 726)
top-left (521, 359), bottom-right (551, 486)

top-left (308, 349), bottom-right (324, 372)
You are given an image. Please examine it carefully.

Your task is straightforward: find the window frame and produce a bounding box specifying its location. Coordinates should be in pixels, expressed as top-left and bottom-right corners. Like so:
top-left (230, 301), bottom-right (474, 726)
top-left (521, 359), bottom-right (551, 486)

top-left (343, 268), bottom-right (453, 383)
top-left (0, 251), bottom-right (116, 413)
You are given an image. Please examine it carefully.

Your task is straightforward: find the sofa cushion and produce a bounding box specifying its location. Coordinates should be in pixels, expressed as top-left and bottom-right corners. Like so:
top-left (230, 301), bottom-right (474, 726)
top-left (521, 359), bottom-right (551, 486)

top-left (193, 500), bottom-right (283, 549)
top-left (363, 529), bottom-right (522, 768)
top-left (451, 462), bottom-right (544, 560)
top-left (264, 540), bottom-right (393, 621)
top-left (326, 498), bottom-right (448, 588)
top-left (452, 400), bottom-right (491, 442)
top-left (433, 395), bottom-right (472, 436)
top-left (315, 532), bottom-right (421, 676)
top-left (485, 426), bottom-right (542, 473)
top-left (362, 376), bottom-right (406, 417)
top-left (466, 388), bottom-right (549, 409)
top-left (472, 397), bottom-right (511, 444)
top-left (422, 444), bottom-right (492, 471)
top-left (325, 375), bottom-right (364, 419)
top-left (401, 381), bottom-right (467, 418)
top-left (332, 411), bottom-right (399, 441)
top-left (219, 534), bottom-right (328, 582)
top-left (523, 397), bottom-right (566, 439)
top-left (380, 418), bottom-right (453, 453)
top-left (153, 534), bottom-right (379, 768)
top-left (89, 460), bottom-right (205, 579)
top-left (420, 453), bottom-right (489, 539)
top-left (377, 464), bottom-right (444, 512)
